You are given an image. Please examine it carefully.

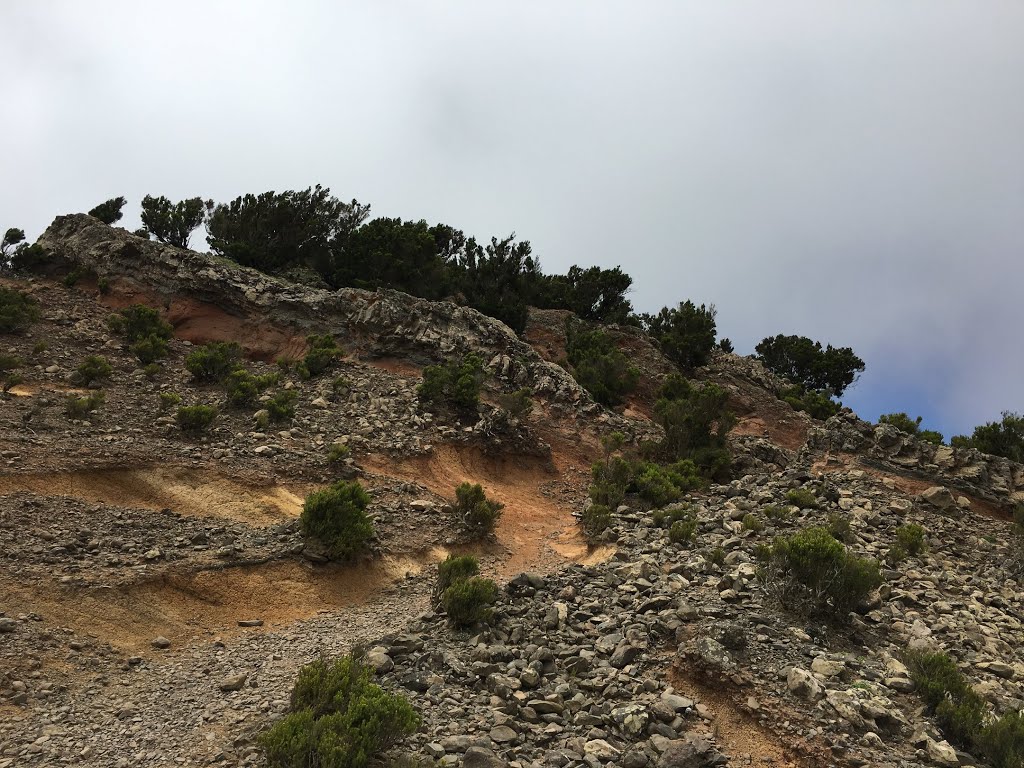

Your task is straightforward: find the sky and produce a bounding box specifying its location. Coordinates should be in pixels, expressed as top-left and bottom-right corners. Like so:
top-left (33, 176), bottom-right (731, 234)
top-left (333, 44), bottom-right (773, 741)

top-left (2, 2), bottom-right (1022, 439)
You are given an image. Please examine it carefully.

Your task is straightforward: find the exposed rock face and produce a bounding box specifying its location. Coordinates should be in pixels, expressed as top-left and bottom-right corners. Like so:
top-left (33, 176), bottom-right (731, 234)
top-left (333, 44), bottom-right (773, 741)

top-left (805, 410), bottom-right (1023, 508)
top-left (36, 214), bottom-right (589, 405)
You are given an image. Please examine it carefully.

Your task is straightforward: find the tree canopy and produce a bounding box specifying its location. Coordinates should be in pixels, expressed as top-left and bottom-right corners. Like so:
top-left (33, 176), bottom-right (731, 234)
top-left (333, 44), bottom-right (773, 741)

top-left (952, 412), bottom-right (1024, 462)
top-left (640, 301), bottom-right (718, 371)
top-left (140, 195), bottom-right (206, 248)
top-left (88, 197), bottom-right (127, 225)
top-left (755, 334), bottom-right (864, 397)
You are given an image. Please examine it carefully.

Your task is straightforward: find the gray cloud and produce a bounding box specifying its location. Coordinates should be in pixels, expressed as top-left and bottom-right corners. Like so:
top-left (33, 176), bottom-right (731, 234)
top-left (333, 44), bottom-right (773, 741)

top-left (3, 1), bottom-right (1022, 438)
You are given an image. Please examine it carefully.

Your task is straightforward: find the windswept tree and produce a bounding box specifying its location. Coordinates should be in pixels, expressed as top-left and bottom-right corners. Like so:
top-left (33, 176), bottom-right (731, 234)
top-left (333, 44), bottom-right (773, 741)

top-left (2, 228), bottom-right (26, 260)
top-left (206, 186), bottom-right (369, 275)
top-left (952, 412), bottom-right (1024, 462)
top-left (140, 195), bottom-right (206, 248)
top-left (88, 197), bottom-right (127, 225)
top-left (755, 334), bottom-right (864, 397)
top-left (641, 301), bottom-right (718, 371)
top-left (335, 216), bottom-right (450, 298)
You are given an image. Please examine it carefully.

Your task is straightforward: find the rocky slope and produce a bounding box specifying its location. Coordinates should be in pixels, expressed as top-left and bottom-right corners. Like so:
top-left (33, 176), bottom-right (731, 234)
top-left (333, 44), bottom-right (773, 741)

top-left (1, 216), bottom-right (1022, 768)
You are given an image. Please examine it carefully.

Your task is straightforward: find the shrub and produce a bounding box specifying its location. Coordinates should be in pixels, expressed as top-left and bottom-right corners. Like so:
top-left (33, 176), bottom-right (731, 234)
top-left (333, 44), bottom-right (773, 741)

top-left (879, 413), bottom-right (945, 444)
top-left (904, 650), bottom-right (988, 750)
top-left (300, 481), bottom-right (374, 561)
top-left (63, 268), bottom-right (86, 288)
top-left (65, 391), bottom-right (105, 419)
top-left (564, 321), bottom-right (639, 407)
top-left (708, 547), bottom-right (726, 567)
top-left (755, 334), bottom-right (864, 397)
top-left (1, 355), bottom-right (23, 393)
top-left (108, 305), bottom-right (172, 363)
top-left (496, 387), bottom-right (532, 420)
top-left (75, 355), bottom-right (112, 386)
top-left (267, 389), bottom-right (299, 422)
top-left (331, 376), bottom-right (352, 400)
top-left (827, 513), bottom-right (852, 543)
top-left (652, 504), bottom-right (695, 529)
top-left (782, 385), bottom-right (841, 421)
top-left (896, 524), bottom-right (926, 556)
top-left (632, 460), bottom-right (701, 507)
top-left (952, 412), bottom-right (1024, 463)
top-left (977, 711), bottom-right (1024, 768)
top-left (300, 334), bottom-right (341, 379)
top-left (88, 196), bottom-right (126, 225)
top-left (646, 374), bottom-right (733, 480)
top-left (742, 513), bottom-right (764, 533)
top-left (159, 391), bottom-right (182, 411)
top-left (441, 577), bottom-right (498, 628)
top-left (581, 503), bottom-right (612, 540)
top-left (763, 504), bottom-right (790, 522)
top-left (759, 526), bottom-right (882, 619)
top-left (131, 334), bottom-right (169, 364)
top-left (327, 442), bottom-right (351, 463)
top-left (590, 455), bottom-right (633, 509)
top-left (786, 488), bottom-right (818, 509)
top-left (0, 286), bottom-right (41, 333)
top-left (142, 362), bottom-right (161, 379)
top-left (176, 404), bottom-right (217, 434)
top-left (185, 341), bottom-right (243, 382)
top-left (669, 517), bottom-right (698, 544)
top-left (32, 340), bottom-right (48, 355)
top-left (418, 354), bottom-right (485, 412)
top-left (260, 654), bottom-right (420, 768)
top-left (97, 277), bottom-right (111, 295)
top-left (640, 300), bottom-right (717, 371)
top-left (224, 368), bottom-right (262, 408)
top-left (140, 194), bottom-right (206, 248)
top-left (433, 554), bottom-right (479, 604)
top-left (454, 482), bottom-right (504, 538)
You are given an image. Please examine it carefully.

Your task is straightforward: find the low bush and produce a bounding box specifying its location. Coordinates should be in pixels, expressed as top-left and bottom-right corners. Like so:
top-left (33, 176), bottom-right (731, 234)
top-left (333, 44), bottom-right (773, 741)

top-left (454, 482), bottom-right (504, 538)
top-left (0, 286), bottom-right (41, 333)
top-left (565, 321), bottom-right (639, 407)
top-left (131, 334), bottom-right (169, 364)
top-left (632, 460), bottom-right (701, 507)
top-left (589, 455), bottom-right (633, 510)
top-left (142, 362), bottom-right (161, 379)
top-left (441, 576), bottom-right (498, 628)
top-left (1, 354), bottom-right (22, 392)
top-left (327, 442), bottom-right (351, 463)
top-left (299, 334), bottom-right (342, 379)
top-left (879, 412), bottom-right (944, 445)
top-left (763, 504), bottom-right (790, 522)
top-left (640, 300), bottom-right (717, 371)
top-left (896, 524), bottom-right (926, 556)
top-left (646, 374), bottom-right (733, 481)
top-left (97, 277), bottom-right (111, 295)
top-left (434, 554), bottom-right (480, 603)
top-left (581, 503), bottom-right (612, 540)
top-left (260, 654), bottom-right (419, 768)
top-left (782, 385), bottom-right (840, 421)
top-left (497, 387), bottom-right (533, 420)
top-left (418, 354), bottom-right (485, 412)
top-left (176, 404), bottom-right (217, 433)
top-left (65, 391), bottom-right (105, 419)
top-left (652, 504), bottom-right (696, 529)
top-left (185, 342), bottom-right (243, 382)
top-left (952, 412), bottom-right (1024, 463)
top-left (904, 650), bottom-right (988, 750)
top-left (159, 391), bottom-right (182, 411)
top-left (742, 513), bottom-right (764, 533)
top-left (827, 513), bottom-right (852, 543)
top-left (32, 340), bottom-right (48, 355)
top-left (267, 389), bottom-right (299, 422)
top-left (977, 711), bottom-right (1024, 768)
top-left (786, 488), bottom-right (818, 509)
top-left (758, 526), bottom-right (881, 619)
top-left (668, 517), bottom-right (698, 544)
top-left (75, 355), bottom-right (112, 386)
top-left (300, 481), bottom-right (374, 562)
top-left (331, 375), bottom-right (352, 400)
top-left (109, 304), bottom-right (173, 364)
top-left (224, 368), bottom-right (276, 409)
top-left (708, 546), bottom-right (726, 567)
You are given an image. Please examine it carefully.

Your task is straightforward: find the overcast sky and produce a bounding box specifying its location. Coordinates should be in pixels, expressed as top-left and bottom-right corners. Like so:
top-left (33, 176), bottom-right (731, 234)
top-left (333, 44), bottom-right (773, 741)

top-left (2, 2), bottom-right (1022, 439)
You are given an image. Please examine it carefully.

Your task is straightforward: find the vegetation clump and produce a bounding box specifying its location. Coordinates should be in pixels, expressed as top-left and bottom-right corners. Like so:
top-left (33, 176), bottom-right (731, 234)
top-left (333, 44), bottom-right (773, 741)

top-left (441, 577), bottom-right (499, 628)
top-left (757, 526), bottom-right (881, 619)
top-left (259, 653), bottom-right (419, 768)
top-left (140, 194), bottom-right (206, 248)
top-left (496, 387), bottom-right (532, 420)
top-left (632, 460), bottom-right (701, 507)
top-left (299, 334), bottom-right (341, 379)
top-left (185, 342), bottom-right (243, 382)
top-left (300, 481), bottom-right (374, 562)
top-left (782, 385), bottom-right (841, 421)
top-left (88, 196), bottom-right (126, 225)
top-left (0, 354), bottom-right (23, 393)
top-left (75, 355), bottom-right (113, 386)
top-left (65, 391), bottom-right (105, 419)
top-left (433, 554), bottom-right (480, 603)
top-left (952, 412), bottom-right (1024, 463)
top-left (646, 374), bottom-right (733, 481)
top-left (176, 404), bottom-right (217, 433)
top-left (326, 442), bottom-right (351, 464)
top-left (580, 503), bottom-right (613, 540)
top-left (640, 300), bottom-right (717, 371)
top-left (786, 488), bottom-right (818, 509)
top-left (756, 334), bottom-right (865, 397)
top-left (564, 321), bottom-right (639, 407)
top-left (107, 304), bottom-right (173, 364)
top-left (0, 286), bottom-right (41, 333)
top-left (159, 391), bottom-right (182, 411)
top-left (267, 389), bottom-right (299, 422)
top-left (418, 354), bottom-right (484, 413)
top-left (454, 482), bottom-right (504, 538)
top-left (879, 412), bottom-right (944, 444)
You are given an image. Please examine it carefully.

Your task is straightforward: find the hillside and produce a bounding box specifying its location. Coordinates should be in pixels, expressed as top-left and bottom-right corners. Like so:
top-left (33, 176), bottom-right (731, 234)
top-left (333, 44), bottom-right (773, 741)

top-left (0, 215), bottom-right (1022, 768)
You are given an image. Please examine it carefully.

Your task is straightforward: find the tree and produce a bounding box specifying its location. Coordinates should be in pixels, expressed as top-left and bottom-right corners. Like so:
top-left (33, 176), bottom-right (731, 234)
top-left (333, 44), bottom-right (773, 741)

top-left (565, 320), bottom-right (639, 407)
top-left (536, 265), bottom-right (633, 324)
top-left (206, 186), bottom-right (369, 275)
top-left (650, 374), bottom-right (734, 479)
top-left (1, 228), bottom-right (25, 261)
top-left (88, 197), bottom-right (126, 225)
top-left (140, 195), bottom-right (206, 248)
top-left (755, 334), bottom-right (864, 397)
top-left (335, 216), bottom-right (450, 298)
top-left (641, 301), bottom-right (718, 370)
top-left (951, 412), bottom-right (1024, 463)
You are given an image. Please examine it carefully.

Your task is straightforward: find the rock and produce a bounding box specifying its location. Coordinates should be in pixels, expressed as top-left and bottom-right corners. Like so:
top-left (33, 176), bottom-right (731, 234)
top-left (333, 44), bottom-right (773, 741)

top-left (658, 740), bottom-right (705, 768)
top-left (926, 738), bottom-right (960, 767)
top-left (489, 725), bottom-right (517, 743)
top-left (237, 619), bottom-right (264, 627)
top-left (310, 397), bottom-right (330, 409)
top-left (0, 618), bottom-right (17, 633)
top-left (611, 704), bottom-right (650, 736)
top-left (787, 667), bottom-right (823, 699)
top-left (364, 649), bottom-right (394, 674)
top-left (584, 740), bottom-right (621, 762)
top-left (151, 636), bottom-right (171, 649)
top-left (610, 643), bottom-right (643, 668)
top-left (463, 747), bottom-right (508, 768)
top-left (218, 672), bottom-right (248, 692)
top-left (920, 486), bottom-right (955, 510)
top-left (810, 657), bottom-right (845, 678)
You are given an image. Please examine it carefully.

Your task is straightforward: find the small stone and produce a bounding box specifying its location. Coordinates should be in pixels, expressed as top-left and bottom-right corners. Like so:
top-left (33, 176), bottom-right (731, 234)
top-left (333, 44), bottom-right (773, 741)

top-left (462, 747), bottom-right (507, 768)
top-left (151, 636), bottom-right (171, 649)
top-left (237, 620), bottom-right (264, 627)
top-left (219, 672), bottom-right (248, 692)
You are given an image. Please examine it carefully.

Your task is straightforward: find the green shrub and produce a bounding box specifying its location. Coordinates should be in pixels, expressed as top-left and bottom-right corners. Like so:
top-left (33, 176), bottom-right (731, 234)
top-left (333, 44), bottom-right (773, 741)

top-left (418, 354), bottom-right (485, 412)
top-left (763, 504), bottom-right (790, 522)
top-left (224, 368), bottom-right (262, 408)
top-left (1, 354), bottom-right (23, 393)
top-left (760, 526), bottom-right (881, 619)
top-left (565, 321), bottom-right (639, 407)
top-left (327, 443), bottom-right (351, 463)
top-left (896, 524), bottom-right (926, 556)
top-left (300, 481), bottom-right (374, 561)
top-left (632, 460), bottom-right (701, 507)
top-left (936, 697), bottom-right (987, 750)
top-left (496, 387), bottom-right (532, 419)
top-left (0, 286), bottom-right (41, 333)
top-left (652, 504), bottom-right (695, 529)
top-left (300, 334), bottom-right (341, 379)
top-left (708, 547), bottom-right (726, 566)
top-left (441, 577), bottom-right (498, 628)
top-left (108, 304), bottom-right (172, 343)
top-left (827, 513), bottom-right (852, 543)
top-left (63, 268), bottom-right (86, 288)
top-left (952, 412), bottom-right (1024, 463)
top-left (646, 374), bottom-right (733, 481)
top-left (433, 554), bottom-right (479, 603)
top-left (669, 517), bottom-right (698, 544)
top-left (878, 413), bottom-right (945, 444)
top-left (786, 488), bottom-right (818, 509)
top-left (88, 196), bottom-right (126, 225)
top-left (260, 654), bottom-right (420, 768)
top-left (159, 391), bottom-right (182, 411)
top-left (904, 650), bottom-right (988, 750)
top-left (267, 389), bottom-right (299, 422)
top-left (142, 362), bottom-right (161, 379)
top-left (140, 194), bottom-right (206, 248)
top-left (454, 482), bottom-right (504, 538)
top-left (977, 711), bottom-right (1024, 768)
top-left (65, 391), bottom-right (105, 419)
top-left (742, 513), bottom-right (764, 533)
top-left (76, 355), bottom-right (112, 386)
top-left (581, 503), bottom-right (612, 540)
top-left (331, 376), bottom-right (352, 400)
top-left (130, 334), bottom-right (169, 364)
top-left (32, 340), bottom-right (48, 355)
top-left (782, 385), bottom-right (840, 421)
top-left (590, 455), bottom-right (633, 509)
top-left (640, 300), bottom-right (717, 371)
top-left (185, 341), bottom-right (243, 382)
top-left (176, 404), bottom-right (217, 434)
top-left (756, 334), bottom-right (864, 397)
